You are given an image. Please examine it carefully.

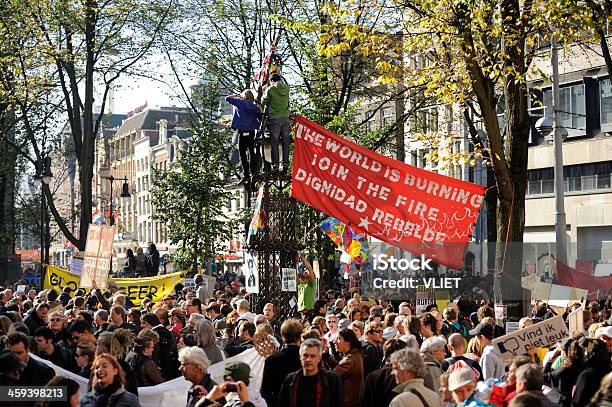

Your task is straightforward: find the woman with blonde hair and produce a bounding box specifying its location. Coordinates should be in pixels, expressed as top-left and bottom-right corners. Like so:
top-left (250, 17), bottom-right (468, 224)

top-left (464, 336), bottom-right (482, 362)
top-left (79, 353), bottom-right (140, 407)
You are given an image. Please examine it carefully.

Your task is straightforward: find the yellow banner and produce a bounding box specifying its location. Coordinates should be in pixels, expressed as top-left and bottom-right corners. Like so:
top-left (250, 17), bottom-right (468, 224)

top-left (44, 265), bottom-right (185, 306)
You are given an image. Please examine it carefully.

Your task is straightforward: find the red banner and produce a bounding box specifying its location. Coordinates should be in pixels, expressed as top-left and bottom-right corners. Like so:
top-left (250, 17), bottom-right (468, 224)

top-left (291, 116), bottom-right (486, 269)
top-left (556, 261), bottom-right (612, 295)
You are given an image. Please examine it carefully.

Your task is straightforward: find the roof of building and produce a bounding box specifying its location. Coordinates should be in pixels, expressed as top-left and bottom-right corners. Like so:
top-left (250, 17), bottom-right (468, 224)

top-left (114, 107), bottom-right (193, 139)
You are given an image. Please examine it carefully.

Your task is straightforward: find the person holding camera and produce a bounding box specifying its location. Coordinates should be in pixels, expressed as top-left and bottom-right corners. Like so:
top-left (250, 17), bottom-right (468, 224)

top-left (179, 346), bottom-right (216, 407)
top-left (195, 361), bottom-right (266, 407)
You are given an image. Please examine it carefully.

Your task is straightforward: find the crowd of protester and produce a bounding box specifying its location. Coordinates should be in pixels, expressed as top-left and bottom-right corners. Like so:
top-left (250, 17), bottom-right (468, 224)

top-left (0, 264), bottom-right (610, 407)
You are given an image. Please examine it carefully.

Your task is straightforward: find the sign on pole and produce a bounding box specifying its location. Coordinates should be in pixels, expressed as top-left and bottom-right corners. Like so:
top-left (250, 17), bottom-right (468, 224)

top-left (568, 306), bottom-right (584, 335)
top-left (243, 251), bottom-right (259, 294)
top-left (80, 224), bottom-right (115, 289)
top-left (281, 267), bottom-right (297, 292)
top-left (492, 315), bottom-right (569, 361)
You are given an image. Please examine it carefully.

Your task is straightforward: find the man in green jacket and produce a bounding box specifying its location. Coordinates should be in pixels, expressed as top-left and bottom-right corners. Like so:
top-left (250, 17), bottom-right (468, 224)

top-left (261, 73), bottom-right (290, 172)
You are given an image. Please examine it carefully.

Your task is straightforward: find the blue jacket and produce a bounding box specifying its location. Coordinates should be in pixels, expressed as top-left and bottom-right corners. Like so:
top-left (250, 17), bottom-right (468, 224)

top-left (226, 96), bottom-right (261, 131)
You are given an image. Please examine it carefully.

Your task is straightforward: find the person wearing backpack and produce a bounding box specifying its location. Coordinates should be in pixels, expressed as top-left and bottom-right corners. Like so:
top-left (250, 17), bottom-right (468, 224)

top-left (442, 307), bottom-right (470, 339)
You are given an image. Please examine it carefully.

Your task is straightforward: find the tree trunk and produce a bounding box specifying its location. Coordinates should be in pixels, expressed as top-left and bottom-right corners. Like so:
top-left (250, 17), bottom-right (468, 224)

top-left (0, 109), bottom-right (16, 260)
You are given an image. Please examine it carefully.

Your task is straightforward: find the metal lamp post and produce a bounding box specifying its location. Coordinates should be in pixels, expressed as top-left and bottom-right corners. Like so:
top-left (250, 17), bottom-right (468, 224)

top-left (534, 35), bottom-right (568, 266)
top-left (105, 175), bottom-right (131, 275)
top-left (33, 156), bottom-right (53, 267)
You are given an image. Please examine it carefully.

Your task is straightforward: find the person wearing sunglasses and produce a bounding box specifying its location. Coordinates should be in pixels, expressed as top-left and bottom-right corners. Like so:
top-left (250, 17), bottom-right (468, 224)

top-left (47, 311), bottom-right (65, 343)
top-left (362, 321), bottom-right (385, 378)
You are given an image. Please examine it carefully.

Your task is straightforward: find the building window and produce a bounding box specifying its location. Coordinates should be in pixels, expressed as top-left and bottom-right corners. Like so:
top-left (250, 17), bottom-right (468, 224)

top-left (527, 161), bottom-right (612, 195)
top-left (380, 107), bottom-right (393, 127)
top-left (601, 79), bottom-right (612, 126)
top-left (416, 108), bottom-right (438, 134)
top-left (543, 84), bottom-right (586, 130)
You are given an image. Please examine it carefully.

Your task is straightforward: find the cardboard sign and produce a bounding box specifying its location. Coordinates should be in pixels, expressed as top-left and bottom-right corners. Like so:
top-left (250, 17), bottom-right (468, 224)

top-left (281, 267), bottom-right (297, 292)
top-left (243, 251), bottom-right (259, 294)
top-left (492, 315), bottom-right (569, 361)
top-left (436, 290), bottom-right (450, 311)
top-left (568, 306), bottom-right (584, 335)
top-left (80, 224), bottom-right (115, 289)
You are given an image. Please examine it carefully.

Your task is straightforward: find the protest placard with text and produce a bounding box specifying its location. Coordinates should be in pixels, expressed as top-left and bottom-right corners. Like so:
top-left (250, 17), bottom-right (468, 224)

top-left (492, 315), bottom-right (569, 361)
top-left (291, 116), bottom-right (486, 268)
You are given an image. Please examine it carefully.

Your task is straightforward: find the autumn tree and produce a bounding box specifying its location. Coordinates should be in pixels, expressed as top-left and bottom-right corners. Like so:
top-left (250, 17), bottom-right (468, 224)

top-left (287, 0), bottom-right (599, 310)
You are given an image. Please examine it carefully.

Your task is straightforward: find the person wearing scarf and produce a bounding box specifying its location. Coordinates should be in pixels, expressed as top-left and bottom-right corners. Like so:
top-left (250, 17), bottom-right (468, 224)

top-left (79, 353), bottom-right (140, 407)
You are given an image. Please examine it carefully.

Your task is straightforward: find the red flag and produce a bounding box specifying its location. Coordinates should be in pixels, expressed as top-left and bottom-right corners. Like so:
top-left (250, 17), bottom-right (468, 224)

top-left (555, 261), bottom-right (612, 294)
top-left (291, 115), bottom-right (486, 269)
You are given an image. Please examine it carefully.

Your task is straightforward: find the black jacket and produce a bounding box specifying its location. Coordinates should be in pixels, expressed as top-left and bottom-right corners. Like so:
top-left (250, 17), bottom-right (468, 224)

top-left (361, 367), bottom-right (397, 407)
top-left (278, 369), bottom-right (343, 407)
top-left (21, 356), bottom-right (55, 386)
top-left (361, 341), bottom-right (383, 378)
top-left (80, 385), bottom-right (140, 407)
top-left (572, 362), bottom-right (610, 407)
top-left (23, 311), bottom-right (45, 335)
top-left (221, 338), bottom-right (253, 357)
top-left (153, 325), bottom-right (179, 379)
top-left (261, 345), bottom-right (302, 407)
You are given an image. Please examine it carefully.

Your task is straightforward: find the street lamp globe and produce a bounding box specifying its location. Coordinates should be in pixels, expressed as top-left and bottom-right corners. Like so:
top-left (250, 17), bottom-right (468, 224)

top-left (535, 116), bottom-right (555, 138)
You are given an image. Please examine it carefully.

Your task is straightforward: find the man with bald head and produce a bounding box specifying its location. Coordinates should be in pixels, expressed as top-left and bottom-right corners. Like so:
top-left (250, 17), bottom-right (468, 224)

top-left (443, 333), bottom-right (483, 380)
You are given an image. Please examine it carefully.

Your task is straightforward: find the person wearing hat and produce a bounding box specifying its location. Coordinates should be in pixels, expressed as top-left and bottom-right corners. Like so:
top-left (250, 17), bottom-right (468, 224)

top-left (196, 361), bottom-right (265, 407)
top-left (448, 367), bottom-right (478, 404)
top-left (595, 325), bottom-right (612, 352)
top-left (470, 322), bottom-right (505, 380)
top-left (0, 349), bottom-right (27, 385)
top-left (388, 348), bottom-right (441, 407)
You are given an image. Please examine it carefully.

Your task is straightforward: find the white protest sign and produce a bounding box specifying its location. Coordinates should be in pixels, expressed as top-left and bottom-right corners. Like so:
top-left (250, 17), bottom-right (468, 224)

top-left (183, 278), bottom-right (196, 291)
top-left (281, 267), bottom-right (297, 292)
top-left (243, 251), bottom-right (259, 294)
top-left (416, 286), bottom-right (435, 313)
top-left (505, 321), bottom-right (519, 334)
top-left (548, 285), bottom-right (588, 308)
top-left (16, 285), bottom-right (26, 294)
top-left (70, 258), bottom-right (84, 276)
top-left (568, 306), bottom-right (584, 335)
top-left (530, 281), bottom-right (552, 301)
top-left (494, 304), bottom-right (507, 320)
top-left (492, 315), bottom-right (569, 361)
